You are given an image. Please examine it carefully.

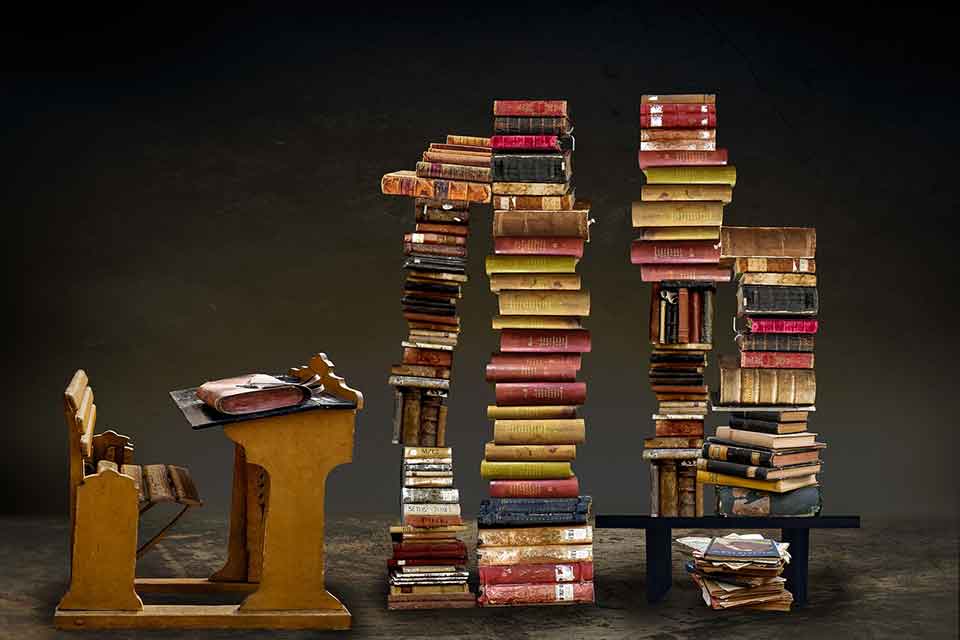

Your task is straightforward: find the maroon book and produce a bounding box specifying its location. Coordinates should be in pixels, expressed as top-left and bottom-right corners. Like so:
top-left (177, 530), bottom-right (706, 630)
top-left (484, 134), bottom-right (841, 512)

top-left (479, 561), bottom-right (594, 586)
top-left (495, 382), bottom-right (586, 406)
top-left (403, 514), bottom-right (463, 528)
top-left (739, 351), bottom-right (815, 369)
top-left (637, 149), bottom-right (728, 168)
top-left (489, 477), bottom-right (580, 498)
top-left (478, 581), bottom-right (594, 606)
top-left (640, 103), bottom-right (716, 115)
top-left (639, 264), bottom-right (731, 282)
top-left (640, 112), bottom-right (717, 128)
top-left (491, 135), bottom-right (567, 151)
top-left (485, 354), bottom-right (581, 382)
top-left (403, 242), bottom-right (467, 257)
top-left (747, 317), bottom-right (819, 334)
top-left (500, 329), bottom-right (591, 353)
top-left (494, 237), bottom-right (584, 257)
top-left (630, 239), bottom-right (721, 264)
top-left (402, 347), bottom-right (453, 367)
top-left (493, 100), bottom-right (567, 117)
top-left (387, 557), bottom-right (467, 568)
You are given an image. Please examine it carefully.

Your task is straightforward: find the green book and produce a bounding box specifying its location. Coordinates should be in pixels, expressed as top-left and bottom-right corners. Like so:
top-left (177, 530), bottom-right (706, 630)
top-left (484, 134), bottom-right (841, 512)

top-left (485, 255), bottom-right (579, 275)
top-left (642, 165), bottom-right (737, 185)
top-left (479, 460), bottom-right (574, 480)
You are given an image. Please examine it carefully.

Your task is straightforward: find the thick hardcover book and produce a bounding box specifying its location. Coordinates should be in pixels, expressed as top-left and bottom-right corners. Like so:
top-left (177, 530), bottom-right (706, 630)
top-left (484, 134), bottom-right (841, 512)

top-left (422, 150), bottom-right (492, 167)
top-left (691, 290), bottom-right (703, 343)
top-left (480, 460), bottom-right (574, 480)
top-left (739, 273), bottom-right (817, 287)
top-left (492, 181), bottom-right (571, 196)
top-left (641, 127), bottom-right (716, 140)
top-left (415, 161), bottom-right (492, 183)
top-left (404, 446), bottom-right (452, 458)
top-left (493, 209), bottom-right (590, 237)
top-left (478, 512), bottom-right (589, 527)
top-left (493, 419), bottom-right (586, 445)
top-left (658, 460), bottom-right (679, 517)
top-left (642, 93), bottom-right (716, 104)
top-left (403, 503), bottom-right (461, 517)
top-left (393, 541), bottom-right (466, 556)
top-left (640, 139), bottom-right (717, 151)
top-left (642, 166), bottom-right (737, 185)
top-left (485, 354), bottom-right (581, 382)
top-left (631, 200), bottom-right (724, 227)
top-left (494, 100), bottom-right (568, 117)
top-left (381, 171), bottom-right (491, 202)
top-left (415, 223), bottom-right (468, 237)
top-left (499, 290), bottom-right (590, 316)
top-left (637, 149), bottom-right (728, 168)
top-left (715, 485), bottom-right (822, 517)
top-left (718, 360), bottom-right (816, 405)
top-left (638, 226), bottom-right (721, 241)
top-left (703, 440), bottom-right (822, 468)
top-left (415, 197), bottom-right (470, 211)
top-left (697, 458), bottom-right (820, 481)
top-left (487, 405), bottom-right (578, 420)
top-left (696, 469), bottom-right (818, 493)
top-left (728, 416), bottom-right (807, 434)
top-left (655, 419), bottom-right (704, 437)
top-left (494, 116), bottom-right (572, 135)
top-left (738, 285), bottom-right (819, 315)
top-left (500, 329), bottom-right (592, 353)
top-left (485, 442), bottom-right (577, 461)
top-left (740, 351), bottom-right (815, 369)
top-left (478, 582), bottom-right (594, 606)
top-left (401, 488), bottom-right (460, 503)
top-left (736, 333), bottom-right (815, 352)
top-left (387, 375), bottom-right (450, 390)
top-left (403, 241), bottom-right (467, 258)
top-left (404, 515), bottom-right (464, 527)
top-left (489, 477), bottom-right (580, 498)
top-left (720, 226), bottom-right (816, 259)
top-left (403, 312), bottom-right (459, 326)
top-left (641, 264), bottom-right (731, 282)
top-left (401, 389), bottom-right (422, 444)
top-left (677, 287), bottom-right (690, 343)
top-left (730, 410), bottom-right (809, 422)
top-left (402, 347), bottom-right (453, 367)
top-left (495, 237), bottom-right (584, 257)
top-left (492, 193), bottom-right (576, 210)
top-left (195, 374), bottom-right (310, 415)
top-left (486, 255), bottom-right (579, 274)
top-left (479, 497), bottom-right (591, 514)
top-left (640, 113), bottom-right (717, 128)
top-left (494, 315), bottom-right (582, 330)
top-left (489, 273), bottom-right (582, 292)
top-left (491, 135), bottom-right (574, 152)
top-left (735, 257), bottom-right (815, 274)
top-left (745, 317), bottom-right (819, 334)
top-left (477, 544), bottom-right (593, 566)
top-left (644, 436), bottom-right (704, 449)
top-left (495, 382), bottom-right (587, 406)
top-left (640, 183), bottom-right (732, 203)
top-left (715, 426), bottom-right (817, 450)
top-left (641, 448), bottom-right (701, 461)
top-left (630, 239), bottom-right (721, 264)
top-left (491, 152), bottom-right (572, 183)
top-left (478, 561), bottom-right (593, 585)
top-left (446, 134), bottom-right (490, 147)
top-left (641, 102), bottom-right (716, 114)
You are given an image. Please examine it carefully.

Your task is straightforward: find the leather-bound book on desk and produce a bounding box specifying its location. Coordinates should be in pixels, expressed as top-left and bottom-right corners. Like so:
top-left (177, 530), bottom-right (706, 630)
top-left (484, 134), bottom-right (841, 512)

top-left (196, 374), bottom-right (313, 415)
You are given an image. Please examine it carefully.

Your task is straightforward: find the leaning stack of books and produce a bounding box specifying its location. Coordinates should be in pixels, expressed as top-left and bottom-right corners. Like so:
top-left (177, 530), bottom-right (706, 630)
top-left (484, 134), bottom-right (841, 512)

top-left (477, 99), bottom-right (594, 607)
top-left (631, 93), bottom-right (736, 517)
top-left (700, 226), bottom-right (824, 517)
top-left (381, 135), bottom-right (492, 608)
top-left (388, 446), bottom-right (474, 609)
top-left (676, 533), bottom-right (793, 611)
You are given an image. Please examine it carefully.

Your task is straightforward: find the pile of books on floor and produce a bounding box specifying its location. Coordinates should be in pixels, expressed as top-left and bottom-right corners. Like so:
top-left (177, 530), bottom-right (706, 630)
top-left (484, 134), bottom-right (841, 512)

top-left (676, 533), bottom-right (793, 611)
top-left (381, 134), bottom-right (492, 608)
top-left (700, 226), bottom-right (824, 517)
top-left (477, 99), bottom-right (594, 607)
top-left (631, 93), bottom-right (736, 516)
top-left (388, 446), bottom-right (473, 609)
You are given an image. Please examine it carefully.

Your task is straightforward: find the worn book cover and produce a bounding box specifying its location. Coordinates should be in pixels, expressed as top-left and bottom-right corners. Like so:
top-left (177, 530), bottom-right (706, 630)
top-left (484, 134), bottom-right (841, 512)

top-left (642, 165), bottom-right (737, 185)
top-left (715, 485), bottom-right (822, 517)
top-left (478, 561), bottom-right (593, 585)
top-left (493, 208), bottom-right (590, 237)
top-left (500, 329), bottom-right (592, 353)
top-left (494, 237), bottom-right (584, 257)
top-left (489, 273), bottom-right (582, 293)
top-left (720, 226), bottom-right (816, 259)
top-left (499, 290), bottom-right (590, 316)
top-left (491, 152), bottom-right (572, 183)
top-left (493, 99), bottom-right (568, 117)
top-left (488, 477), bottom-right (580, 498)
top-left (493, 116), bottom-right (572, 135)
top-left (631, 200), bottom-right (724, 228)
top-left (381, 170), bottom-right (491, 202)
top-left (495, 382), bottom-right (587, 406)
top-left (486, 255), bottom-right (579, 274)
top-left (479, 460), bottom-right (574, 480)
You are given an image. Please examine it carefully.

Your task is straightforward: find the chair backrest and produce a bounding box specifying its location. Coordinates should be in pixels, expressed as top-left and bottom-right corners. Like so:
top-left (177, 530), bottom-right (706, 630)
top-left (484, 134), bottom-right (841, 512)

top-left (64, 370), bottom-right (96, 515)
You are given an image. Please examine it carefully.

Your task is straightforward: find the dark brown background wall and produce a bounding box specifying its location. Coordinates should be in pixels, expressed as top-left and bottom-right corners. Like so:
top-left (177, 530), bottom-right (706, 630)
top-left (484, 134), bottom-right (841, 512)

top-left (5, 5), bottom-right (956, 518)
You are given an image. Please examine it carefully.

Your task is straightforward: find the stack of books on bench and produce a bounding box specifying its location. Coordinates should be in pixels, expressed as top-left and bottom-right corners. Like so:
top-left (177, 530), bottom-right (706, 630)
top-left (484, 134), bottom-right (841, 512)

top-left (677, 533), bottom-right (793, 611)
top-left (700, 227), bottom-right (824, 517)
top-left (388, 446), bottom-right (473, 609)
top-left (477, 99), bottom-right (594, 607)
top-left (631, 93), bottom-right (736, 517)
top-left (381, 134), bottom-right (493, 608)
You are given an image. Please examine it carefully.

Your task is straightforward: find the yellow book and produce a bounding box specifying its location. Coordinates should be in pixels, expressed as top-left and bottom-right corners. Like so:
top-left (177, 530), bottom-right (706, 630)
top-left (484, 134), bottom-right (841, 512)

top-left (642, 165), bottom-right (737, 185)
top-left (491, 315), bottom-right (582, 330)
top-left (489, 273), bottom-right (581, 292)
top-left (486, 255), bottom-right (579, 274)
top-left (492, 181), bottom-right (571, 196)
top-left (696, 470), bottom-right (818, 493)
top-left (498, 290), bottom-right (590, 316)
top-left (480, 460), bottom-right (573, 480)
top-left (493, 419), bottom-right (586, 445)
top-left (487, 405), bottom-right (577, 420)
top-left (637, 226), bottom-right (721, 241)
top-left (389, 584), bottom-right (470, 595)
top-left (484, 442), bottom-right (577, 461)
top-left (631, 201), bottom-right (724, 228)
top-left (640, 184), bottom-right (732, 203)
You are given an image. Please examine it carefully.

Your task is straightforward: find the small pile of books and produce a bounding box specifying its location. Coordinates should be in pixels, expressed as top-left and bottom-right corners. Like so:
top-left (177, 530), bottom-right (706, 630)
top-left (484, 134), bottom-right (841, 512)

top-left (478, 99), bottom-right (594, 607)
top-left (676, 533), bottom-right (793, 611)
top-left (631, 93), bottom-right (736, 516)
top-left (388, 446), bottom-right (473, 609)
top-left (701, 227), bottom-right (824, 517)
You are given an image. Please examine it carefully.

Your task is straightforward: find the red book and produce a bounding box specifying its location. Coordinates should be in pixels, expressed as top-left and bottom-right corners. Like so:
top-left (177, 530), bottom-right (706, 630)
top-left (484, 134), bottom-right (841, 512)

top-left (500, 329), bottom-right (592, 353)
top-left (491, 135), bottom-right (568, 151)
top-left (403, 232), bottom-right (467, 246)
top-left (393, 541), bottom-right (466, 554)
top-left (655, 419), bottom-right (705, 437)
top-left (490, 353), bottom-right (582, 367)
top-left (403, 242), bottom-right (467, 257)
top-left (739, 351), bottom-right (815, 368)
top-left (478, 581), bottom-right (594, 606)
top-left (489, 477), bottom-right (580, 498)
top-left (495, 382), bottom-right (586, 406)
top-left (493, 100), bottom-right (568, 117)
top-left (637, 149), bottom-right (728, 168)
top-left (639, 264), bottom-right (731, 282)
top-left (402, 347), bottom-right (453, 367)
top-left (387, 557), bottom-right (466, 568)
top-left (747, 317), bottom-right (819, 334)
top-left (630, 240), bottom-right (721, 264)
top-left (640, 103), bottom-right (716, 115)
top-left (485, 354), bottom-right (581, 382)
top-left (403, 514), bottom-right (463, 527)
top-left (495, 237), bottom-right (584, 257)
top-left (402, 312), bottom-right (459, 326)
top-left (479, 561), bottom-right (594, 586)
top-left (640, 112), bottom-right (717, 128)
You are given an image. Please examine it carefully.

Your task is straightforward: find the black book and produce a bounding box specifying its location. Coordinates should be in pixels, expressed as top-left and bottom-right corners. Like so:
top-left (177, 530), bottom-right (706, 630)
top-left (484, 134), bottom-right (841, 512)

top-left (649, 353), bottom-right (706, 364)
top-left (478, 512), bottom-right (589, 527)
top-left (402, 304), bottom-right (456, 316)
top-left (702, 289), bottom-right (714, 344)
top-left (728, 416), bottom-right (805, 434)
top-left (491, 152), bottom-right (572, 183)
top-left (730, 411), bottom-right (808, 422)
top-left (659, 281), bottom-right (717, 291)
top-left (738, 285), bottom-right (819, 315)
top-left (400, 296), bottom-right (456, 310)
top-left (403, 257), bottom-right (466, 273)
top-left (479, 496), bottom-right (591, 514)
top-left (736, 333), bottom-right (815, 352)
top-left (667, 299), bottom-right (679, 343)
top-left (404, 281), bottom-right (461, 295)
top-left (715, 484), bottom-right (822, 517)
top-left (493, 116), bottom-right (573, 136)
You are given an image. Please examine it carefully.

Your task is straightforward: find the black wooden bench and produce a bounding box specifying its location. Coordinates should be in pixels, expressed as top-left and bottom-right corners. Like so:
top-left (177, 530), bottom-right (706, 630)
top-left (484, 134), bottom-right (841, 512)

top-left (595, 515), bottom-right (861, 605)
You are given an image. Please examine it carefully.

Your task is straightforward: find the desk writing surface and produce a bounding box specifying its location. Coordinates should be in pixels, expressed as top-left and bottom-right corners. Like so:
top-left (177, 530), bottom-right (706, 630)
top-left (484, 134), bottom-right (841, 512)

top-left (170, 384), bottom-right (357, 430)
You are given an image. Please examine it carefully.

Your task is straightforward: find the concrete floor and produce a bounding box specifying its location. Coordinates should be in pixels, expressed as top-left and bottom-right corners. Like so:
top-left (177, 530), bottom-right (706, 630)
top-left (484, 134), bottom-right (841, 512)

top-left (2, 514), bottom-right (956, 639)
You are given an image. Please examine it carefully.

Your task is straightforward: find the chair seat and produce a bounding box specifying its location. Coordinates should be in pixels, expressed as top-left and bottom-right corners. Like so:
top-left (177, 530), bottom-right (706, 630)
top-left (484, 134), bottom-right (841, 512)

top-left (112, 463), bottom-right (202, 508)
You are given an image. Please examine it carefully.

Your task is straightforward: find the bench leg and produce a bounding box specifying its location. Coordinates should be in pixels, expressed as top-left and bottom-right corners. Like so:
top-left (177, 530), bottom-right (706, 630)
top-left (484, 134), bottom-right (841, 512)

top-left (645, 527), bottom-right (672, 603)
top-left (782, 528), bottom-right (809, 606)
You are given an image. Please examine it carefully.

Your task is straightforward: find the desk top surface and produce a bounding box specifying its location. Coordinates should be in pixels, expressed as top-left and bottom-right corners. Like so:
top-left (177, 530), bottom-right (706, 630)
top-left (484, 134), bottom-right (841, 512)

top-left (595, 515), bottom-right (861, 529)
top-left (170, 383), bottom-right (357, 430)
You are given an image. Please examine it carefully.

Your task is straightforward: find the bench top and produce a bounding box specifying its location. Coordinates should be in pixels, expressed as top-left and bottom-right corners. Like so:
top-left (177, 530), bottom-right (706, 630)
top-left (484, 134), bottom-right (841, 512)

top-left (595, 515), bottom-right (860, 529)
top-left (170, 384), bottom-right (357, 430)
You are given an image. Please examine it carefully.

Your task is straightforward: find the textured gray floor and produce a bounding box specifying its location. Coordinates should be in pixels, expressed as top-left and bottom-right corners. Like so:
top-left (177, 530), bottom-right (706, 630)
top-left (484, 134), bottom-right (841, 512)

top-left (3, 514), bottom-right (957, 639)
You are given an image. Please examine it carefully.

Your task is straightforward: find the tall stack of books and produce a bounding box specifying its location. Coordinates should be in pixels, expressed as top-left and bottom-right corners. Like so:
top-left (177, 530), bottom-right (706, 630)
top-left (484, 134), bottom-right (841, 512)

top-left (380, 134), bottom-right (493, 608)
top-left (477, 99), bottom-right (595, 607)
top-left (388, 446), bottom-right (473, 609)
top-left (700, 226), bottom-right (824, 517)
top-left (631, 93), bottom-right (736, 517)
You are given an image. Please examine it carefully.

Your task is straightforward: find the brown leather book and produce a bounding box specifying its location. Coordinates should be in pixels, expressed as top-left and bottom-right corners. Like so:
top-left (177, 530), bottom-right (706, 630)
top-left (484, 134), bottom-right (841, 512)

top-left (658, 461), bottom-right (679, 517)
top-left (720, 227), bottom-right (816, 259)
top-left (677, 288), bottom-right (690, 343)
top-left (401, 389), bottom-right (422, 445)
top-left (655, 419), bottom-right (705, 437)
top-left (402, 347), bottom-right (452, 367)
top-left (422, 150), bottom-right (492, 167)
top-left (690, 290), bottom-right (702, 343)
top-left (196, 374), bottom-right (312, 415)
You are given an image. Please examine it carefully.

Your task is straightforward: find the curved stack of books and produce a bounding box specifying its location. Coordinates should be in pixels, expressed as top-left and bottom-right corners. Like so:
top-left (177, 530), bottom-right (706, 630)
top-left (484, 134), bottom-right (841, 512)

top-left (477, 99), bottom-right (594, 607)
top-left (632, 93), bottom-right (735, 517)
top-left (380, 134), bottom-right (492, 609)
top-left (701, 227), bottom-right (823, 517)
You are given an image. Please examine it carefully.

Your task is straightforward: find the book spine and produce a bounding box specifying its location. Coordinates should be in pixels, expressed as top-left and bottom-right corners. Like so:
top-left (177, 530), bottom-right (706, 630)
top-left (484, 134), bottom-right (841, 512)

top-left (642, 165), bottom-right (737, 185)
top-left (697, 469), bottom-right (808, 493)
top-left (436, 404), bottom-right (447, 447)
top-left (739, 351), bottom-right (815, 369)
top-left (495, 382), bottom-right (587, 406)
top-left (404, 232), bottom-right (467, 246)
top-left (697, 458), bottom-right (771, 480)
top-left (493, 100), bottom-right (568, 117)
top-left (640, 127), bottom-right (716, 140)
top-left (678, 464), bottom-right (696, 517)
top-left (493, 211), bottom-right (589, 237)
top-left (737, 333), bottom-right (815, 352)
top-left (640, 183), bottom-right (731, 203)
top-left (418, 395), bottom-right (440, 446)
top-left (446, 134), bottom-right (491, 147)
top-left (478, 562), bottom-right (593, 586)
top-left (403, 515), bottom-right (464, 527)
top-left (493, 419), bottom-right (586, 444)
top-left (477, 544), bottom-right (593, 566)
top-left (489, 273), bottom-right (582, 292)
top-left (640, 112), bottom-right (717, 128)
top-left (691, 290), bottom-right (702, 343)
top-left (703, 443), bottom-right (774, 467)
top-left (649, 283), bottom-right (661, 343)
top-left (478, 582), bottom-right (594, 606)
top-left (739, 285), bottom-right (819, 315)
top-left (493, 116), bottom-right (571, 135)
top-left (487, 405), bottom-right (578, 420)
top-left (500, 329), bottom-right (592, 353)
top-left (480, 460), bottom-right (573, 480)
top-left (422, 150), bottom-right (492, 168)
top-left (488, 477), bottom-right (580, 497)
top-left (641, 102), bottom-right (715, 114)
top-left (492, 181), bottom-right (571, 196)
top-left (677, 288), bottom-right (690, 343)
top-left (492, 193), bottom-right (575, 210)
top-left (642, 93), bottom-right (716, 104)
top-left (640, 139), bottom-right (717, 151)
top-left (630, 239), bottom-right (721, 264)
top-left (739, 273), bottom-right (817, 287)
top-left (403, 503), bottom-right (461, 516)
top-left (404, 242), bottom-right (467, 258)
top-left (394, 541), bottom-right (465, 553)
top-left (402, 347), bottom-right (453, 367)
top-left (486, 255), bottom-right (578, 274)
top-left (401, 389), bottom-right (422, 445)
top-left (640, 264), bottom-right (731, 283)
top-left (390, 550), bottom-right (467, 560)
top-left (637, 149), bottom-right (728, 168)
top-left (484, 443), bottom-right (577, 461)
top-left (477, 512), bottom-right (589, 527)
top-left (494, 237), bottom-right (584, 257)
top-left (387, 375), bottom-right (450, 390)
top-left (720, 226), bottom-right (817, 259)
top-left (415, 207), bottom-right (471, 224)
top-left (485, 362), bottom-right (579, 382)
top-left (381, 172), bottom-right (492, 202)
top-left (491, 135), bottom-right (568, 151)
top-left (747, 317), bottom-right (819, 334)
top-left (735, 257), bottom-right (816, 273)
top-left (631, 201), bottom-right (724, 227)
top-left (492, 153), bottom-right (570, 183)
top-left (415, 161), bottom-right (492, 183)
top-left (719, 367), bottom-right (817, 405)
top-left (499, 291), bottom-right (590, 316)
top-left (654, 419), bottom-right (704, 437)
top-left (477, 526), bottom-right (592, 547)
top-left (658, 461), bottom-right (678, 517)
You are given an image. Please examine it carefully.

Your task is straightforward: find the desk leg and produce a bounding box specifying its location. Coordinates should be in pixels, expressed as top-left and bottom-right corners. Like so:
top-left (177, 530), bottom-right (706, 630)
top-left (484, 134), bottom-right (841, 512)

top-left (646, 527), bottom-right (672, 604)
top-left (211, 445), bottom-right (249, 582)
top-left (782, 528), bottom-right (809, 606)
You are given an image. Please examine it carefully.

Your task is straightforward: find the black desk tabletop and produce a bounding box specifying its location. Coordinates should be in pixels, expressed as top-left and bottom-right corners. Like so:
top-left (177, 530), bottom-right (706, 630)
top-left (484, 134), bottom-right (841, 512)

top-left (595, 515), bottom-right (861, 529)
